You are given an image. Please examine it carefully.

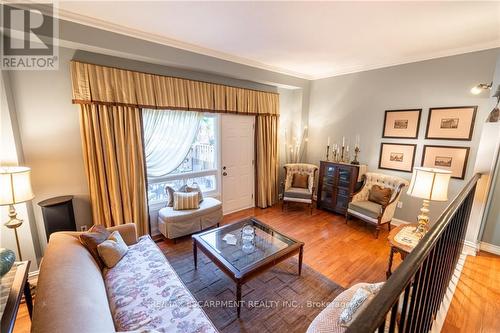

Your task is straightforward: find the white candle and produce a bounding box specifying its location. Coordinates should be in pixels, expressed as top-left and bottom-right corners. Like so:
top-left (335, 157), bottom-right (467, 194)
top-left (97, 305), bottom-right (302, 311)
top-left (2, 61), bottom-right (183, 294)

top-left (342, 136), bottom-right (345, 146)
top-left (327, 137), bottom-right (331, 146)
top-left (356, 134), bottom-right (360, 148)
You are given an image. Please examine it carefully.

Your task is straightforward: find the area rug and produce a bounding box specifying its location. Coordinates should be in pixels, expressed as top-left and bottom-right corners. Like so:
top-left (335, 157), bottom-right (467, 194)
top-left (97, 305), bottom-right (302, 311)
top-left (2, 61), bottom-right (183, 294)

top-left (163, 240), bottom-right (344, 333)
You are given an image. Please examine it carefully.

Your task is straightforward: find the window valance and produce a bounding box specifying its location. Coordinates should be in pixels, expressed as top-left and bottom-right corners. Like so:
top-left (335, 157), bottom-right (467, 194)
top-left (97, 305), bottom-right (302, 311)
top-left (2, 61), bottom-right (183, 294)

top-left (70, 61), bottom-right (279, 116)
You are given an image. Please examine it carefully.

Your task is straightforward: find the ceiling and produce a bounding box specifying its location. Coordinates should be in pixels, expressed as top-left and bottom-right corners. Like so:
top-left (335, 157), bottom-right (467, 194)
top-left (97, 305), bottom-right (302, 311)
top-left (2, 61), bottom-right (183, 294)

top-left (58, 1), bottom-right (500, 80)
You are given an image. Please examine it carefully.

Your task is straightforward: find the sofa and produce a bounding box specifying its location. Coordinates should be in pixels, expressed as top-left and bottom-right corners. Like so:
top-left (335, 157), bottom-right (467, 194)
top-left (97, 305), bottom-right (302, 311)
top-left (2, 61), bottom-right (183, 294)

top-left (157, 197), bottom-right (222, 239)
top-left (32, 223), bottom-right (218, 333)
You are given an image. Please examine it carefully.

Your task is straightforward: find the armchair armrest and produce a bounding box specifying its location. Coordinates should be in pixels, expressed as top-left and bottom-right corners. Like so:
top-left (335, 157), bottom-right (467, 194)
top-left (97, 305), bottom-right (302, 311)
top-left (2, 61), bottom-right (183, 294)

top-left (352, 175), bottom-right (366, 196)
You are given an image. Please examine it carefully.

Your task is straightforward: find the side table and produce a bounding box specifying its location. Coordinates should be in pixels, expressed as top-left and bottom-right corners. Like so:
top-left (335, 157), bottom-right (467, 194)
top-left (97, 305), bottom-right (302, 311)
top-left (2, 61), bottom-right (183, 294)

top-left (386, 224), bottom-right (420, 278)
top-left (1, 261), bottom-right (33, 333)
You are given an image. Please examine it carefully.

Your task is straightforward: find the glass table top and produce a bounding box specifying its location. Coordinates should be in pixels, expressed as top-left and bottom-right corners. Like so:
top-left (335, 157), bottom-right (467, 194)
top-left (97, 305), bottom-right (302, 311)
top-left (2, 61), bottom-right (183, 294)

top-left (198, 218), bottom-right (298, 271)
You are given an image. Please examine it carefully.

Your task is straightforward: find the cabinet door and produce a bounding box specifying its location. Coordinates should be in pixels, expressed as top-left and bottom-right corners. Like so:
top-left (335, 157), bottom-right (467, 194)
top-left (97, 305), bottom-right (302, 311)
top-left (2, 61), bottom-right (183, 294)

top-left (338, 166), bottom-right (352, 188)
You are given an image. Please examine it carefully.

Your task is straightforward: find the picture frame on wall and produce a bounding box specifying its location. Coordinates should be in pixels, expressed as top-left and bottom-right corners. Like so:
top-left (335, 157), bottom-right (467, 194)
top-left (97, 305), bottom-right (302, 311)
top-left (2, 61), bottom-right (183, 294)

top-left (425, 106), bottom-right (477, 140)
top-left (378, 143), bottom-right (417, 173)
top-left (422, 145), bottom-right (470, 180)
top-left (382, 109), bottom-right (422, 139)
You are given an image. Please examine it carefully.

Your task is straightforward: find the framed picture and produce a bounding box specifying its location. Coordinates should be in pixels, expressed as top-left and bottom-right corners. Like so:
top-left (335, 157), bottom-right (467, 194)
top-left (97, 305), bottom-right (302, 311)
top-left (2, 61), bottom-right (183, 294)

top-left (422, 145), bottom-right (470, 179)
top-left (382, 109), bottom-right (422, 139)
top-left (425, 106), bottom-right (477, 140)
top-left (378, 143), bottom-right (417, 173)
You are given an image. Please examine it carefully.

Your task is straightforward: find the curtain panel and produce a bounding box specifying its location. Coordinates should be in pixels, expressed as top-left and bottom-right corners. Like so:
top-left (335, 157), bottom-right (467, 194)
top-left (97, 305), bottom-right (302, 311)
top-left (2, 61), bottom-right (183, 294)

top-left (143, 109), bottom-right (203, 180)
top-left (79, 104), bottom-right (149, 235)
top-left (70, 61), bottom-right (279, 116)
top-left (256, 115), bottom-right (279, 208)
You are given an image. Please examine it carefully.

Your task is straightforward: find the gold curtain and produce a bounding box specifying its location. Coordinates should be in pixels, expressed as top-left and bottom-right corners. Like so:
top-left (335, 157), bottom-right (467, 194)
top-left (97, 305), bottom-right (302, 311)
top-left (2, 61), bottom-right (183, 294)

top-left (79, 104), bottom-right (149, 235)
top-left (72, 60), bottom-right (280, 216)
top-left (256, 115), bottom-right (279, 208)
top-left (70, 61), bottom-right (279, 116)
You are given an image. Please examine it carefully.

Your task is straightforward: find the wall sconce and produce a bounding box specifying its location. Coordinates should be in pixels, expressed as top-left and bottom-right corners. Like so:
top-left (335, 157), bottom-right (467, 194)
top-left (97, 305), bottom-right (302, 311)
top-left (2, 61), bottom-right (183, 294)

top-left (470, 82), bottom-right (492, 95)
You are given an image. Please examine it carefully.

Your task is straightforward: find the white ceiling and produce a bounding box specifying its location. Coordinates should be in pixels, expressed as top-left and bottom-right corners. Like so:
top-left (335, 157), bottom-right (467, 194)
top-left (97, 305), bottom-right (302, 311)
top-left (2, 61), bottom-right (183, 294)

top-left (58, 1), bottom-right (500, 80)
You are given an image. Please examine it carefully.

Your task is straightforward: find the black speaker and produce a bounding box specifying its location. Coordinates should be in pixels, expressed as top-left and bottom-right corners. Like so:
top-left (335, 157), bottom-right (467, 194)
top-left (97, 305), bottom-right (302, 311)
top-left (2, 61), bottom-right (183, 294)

top-left (38, 195), bottom-right (76, 240)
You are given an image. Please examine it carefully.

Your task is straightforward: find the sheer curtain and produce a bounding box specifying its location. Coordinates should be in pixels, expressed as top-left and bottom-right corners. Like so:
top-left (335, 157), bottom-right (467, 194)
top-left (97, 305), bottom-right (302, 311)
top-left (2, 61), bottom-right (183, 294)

top-left (143, 109), bottom-right (203, 180)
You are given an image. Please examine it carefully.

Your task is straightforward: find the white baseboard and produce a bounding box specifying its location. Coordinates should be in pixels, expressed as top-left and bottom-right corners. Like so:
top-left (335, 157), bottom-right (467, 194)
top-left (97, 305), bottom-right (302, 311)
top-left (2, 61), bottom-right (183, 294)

top-left (391, 218), bottom-right (411, 226)
top-left (480, 241), bottom-right (500, 255)
top-left (463, 240), bottom-right (479, 256)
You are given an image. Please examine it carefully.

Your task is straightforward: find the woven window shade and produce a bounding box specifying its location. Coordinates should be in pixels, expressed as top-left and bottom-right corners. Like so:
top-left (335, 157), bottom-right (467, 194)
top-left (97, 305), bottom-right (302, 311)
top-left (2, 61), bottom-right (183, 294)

top-left (70, 60), bottom-right (279, 116)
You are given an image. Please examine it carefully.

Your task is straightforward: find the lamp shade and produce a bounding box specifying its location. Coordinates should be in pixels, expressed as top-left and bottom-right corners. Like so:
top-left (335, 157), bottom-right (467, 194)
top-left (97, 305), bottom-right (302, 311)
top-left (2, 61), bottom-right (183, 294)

top-left (0, 167), bottom-right (35, 205)
top-left (407, 167), bottom-right (451, 202)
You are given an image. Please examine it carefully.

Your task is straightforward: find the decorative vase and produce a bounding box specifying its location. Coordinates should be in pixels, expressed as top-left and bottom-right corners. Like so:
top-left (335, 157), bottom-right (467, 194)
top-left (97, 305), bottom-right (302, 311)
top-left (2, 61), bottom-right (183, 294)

top-left (0, 248), bottom-right (16, 277)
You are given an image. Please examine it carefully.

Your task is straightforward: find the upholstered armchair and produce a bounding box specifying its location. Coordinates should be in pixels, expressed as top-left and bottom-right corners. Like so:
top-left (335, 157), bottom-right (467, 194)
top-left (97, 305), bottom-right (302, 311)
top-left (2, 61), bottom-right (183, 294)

top-left (282, 163), bottom-right (319, 214)
top-left (346, 172), bottom-right (409, 238)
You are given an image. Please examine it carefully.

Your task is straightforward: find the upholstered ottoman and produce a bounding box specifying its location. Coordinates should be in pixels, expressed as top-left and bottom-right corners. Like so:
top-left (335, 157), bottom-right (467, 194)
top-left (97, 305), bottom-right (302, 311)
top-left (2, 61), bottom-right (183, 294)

top-left (158, 197), bottom-right (223, 239)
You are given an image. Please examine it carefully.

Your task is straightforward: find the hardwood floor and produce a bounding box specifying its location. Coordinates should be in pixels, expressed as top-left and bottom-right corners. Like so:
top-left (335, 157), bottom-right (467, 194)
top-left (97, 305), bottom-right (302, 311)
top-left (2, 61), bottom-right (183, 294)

top-left (13, 204), bottom-right (499, 332)
top-left (442, 251), bottom-right (500, 333)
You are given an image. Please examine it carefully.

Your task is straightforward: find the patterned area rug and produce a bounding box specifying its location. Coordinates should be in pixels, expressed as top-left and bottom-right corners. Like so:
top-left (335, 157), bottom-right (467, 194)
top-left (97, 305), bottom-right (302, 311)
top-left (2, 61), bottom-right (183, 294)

top-left (163, 240), bottom-right (344, 333)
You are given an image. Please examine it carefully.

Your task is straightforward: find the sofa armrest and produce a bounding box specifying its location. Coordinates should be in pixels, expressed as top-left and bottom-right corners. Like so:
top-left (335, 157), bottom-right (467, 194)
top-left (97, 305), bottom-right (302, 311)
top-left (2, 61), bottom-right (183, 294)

top-left (107, 223), bottom-right (138, 246)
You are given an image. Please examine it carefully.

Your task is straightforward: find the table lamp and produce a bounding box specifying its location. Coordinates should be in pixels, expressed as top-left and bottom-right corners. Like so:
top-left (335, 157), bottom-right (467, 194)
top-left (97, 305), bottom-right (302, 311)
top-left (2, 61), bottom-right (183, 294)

top-left (407, 167), bottom-right (451, 237)
top-left (0, 166), bottom-right (35, 261)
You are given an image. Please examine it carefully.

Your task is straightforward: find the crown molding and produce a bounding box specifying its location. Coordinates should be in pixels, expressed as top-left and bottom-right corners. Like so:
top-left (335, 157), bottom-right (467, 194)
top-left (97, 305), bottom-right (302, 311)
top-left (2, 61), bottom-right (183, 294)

top-left (312, 40), bottom-right (500, 80)
top-left (53, 7), bottom-right (315, 80)
top-left (23, 2), bottom-right (500, 81)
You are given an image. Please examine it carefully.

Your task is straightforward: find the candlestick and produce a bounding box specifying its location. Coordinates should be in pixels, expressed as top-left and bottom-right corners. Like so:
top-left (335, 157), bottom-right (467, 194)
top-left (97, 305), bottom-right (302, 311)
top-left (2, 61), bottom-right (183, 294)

top-left (326, 145), bottom-right (330, 161)
top-left (351, 146), bottom-right (360, 165)
top-left (341, 146), bottom-right (345, 162)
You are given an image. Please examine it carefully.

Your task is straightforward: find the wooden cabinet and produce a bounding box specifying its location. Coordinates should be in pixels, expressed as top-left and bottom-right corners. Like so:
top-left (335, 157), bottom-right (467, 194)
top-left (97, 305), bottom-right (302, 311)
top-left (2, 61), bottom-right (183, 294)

top-left (317, 161), bottom-right (362, 215)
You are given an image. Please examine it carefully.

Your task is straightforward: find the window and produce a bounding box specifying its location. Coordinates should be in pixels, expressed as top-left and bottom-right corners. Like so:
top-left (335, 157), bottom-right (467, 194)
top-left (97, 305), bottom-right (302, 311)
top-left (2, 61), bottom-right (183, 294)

top-left (145, 113), bottom-right (218, 205)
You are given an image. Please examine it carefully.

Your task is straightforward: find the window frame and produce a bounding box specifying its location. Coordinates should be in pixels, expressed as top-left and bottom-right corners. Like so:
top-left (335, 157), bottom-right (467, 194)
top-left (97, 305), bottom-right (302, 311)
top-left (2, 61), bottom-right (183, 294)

top-left (146, 113), bottom-right (220, 206)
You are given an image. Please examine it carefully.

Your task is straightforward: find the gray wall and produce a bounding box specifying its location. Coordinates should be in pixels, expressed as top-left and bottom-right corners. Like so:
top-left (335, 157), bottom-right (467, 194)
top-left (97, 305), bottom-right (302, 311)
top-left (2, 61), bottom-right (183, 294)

top-left (481, 153), bottom-right (500, 245)
top-left (307, 49), bottom-right (500, 224)
top-left (480, 52), bottom-right (500, 246)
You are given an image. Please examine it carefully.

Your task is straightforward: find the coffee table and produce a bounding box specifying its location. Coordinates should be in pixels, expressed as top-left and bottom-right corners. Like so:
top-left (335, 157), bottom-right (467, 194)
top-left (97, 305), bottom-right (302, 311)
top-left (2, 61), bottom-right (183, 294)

top-left (192, 217), bottom-right (304, 317)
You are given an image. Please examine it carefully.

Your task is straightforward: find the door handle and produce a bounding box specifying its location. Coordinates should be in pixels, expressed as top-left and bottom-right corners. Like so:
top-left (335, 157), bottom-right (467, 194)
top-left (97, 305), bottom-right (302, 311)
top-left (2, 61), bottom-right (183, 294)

top-left (223, 172), bottom-right (228, 176)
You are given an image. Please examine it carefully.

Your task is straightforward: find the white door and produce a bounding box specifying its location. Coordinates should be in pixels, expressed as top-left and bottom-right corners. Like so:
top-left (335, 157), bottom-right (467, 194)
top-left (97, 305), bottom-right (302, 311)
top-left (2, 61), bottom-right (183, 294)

top-left (221, 114), bottom-right (255, 214)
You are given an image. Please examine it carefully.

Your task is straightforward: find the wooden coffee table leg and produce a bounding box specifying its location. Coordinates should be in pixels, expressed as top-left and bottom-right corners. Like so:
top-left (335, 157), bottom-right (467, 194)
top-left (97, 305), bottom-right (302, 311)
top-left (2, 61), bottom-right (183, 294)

top-left (24, 280), bottom-right (33, 319)
top-left (386, 247), bottom-right (394, 279)
top-left (236, 282), bottom-right (242, 318)
top-left (193, 240), bottom-right (198, 269)
top-left (298, 245), bottom-right (304, 276)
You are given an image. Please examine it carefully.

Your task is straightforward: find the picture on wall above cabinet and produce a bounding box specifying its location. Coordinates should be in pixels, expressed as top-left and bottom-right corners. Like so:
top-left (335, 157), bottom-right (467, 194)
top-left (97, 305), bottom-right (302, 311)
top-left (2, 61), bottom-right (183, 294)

top-left (378, 143), bottom-right (417, 173)
top-left (425, 106), bottom-right (477, 140)
top-left (382, 109), bottom-right (422, 139)
top-left (422, 145), bottom-right (470, 180)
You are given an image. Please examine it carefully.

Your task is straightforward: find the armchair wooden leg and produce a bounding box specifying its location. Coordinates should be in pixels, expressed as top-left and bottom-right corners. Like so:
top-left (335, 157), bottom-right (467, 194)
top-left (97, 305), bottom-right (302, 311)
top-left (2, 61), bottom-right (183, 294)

top-left (375, 226), bottom-right (380, 239)
top-left (309, 203), bottom-right (313, 215)
top-left (345, 212), bottom-right (349, 224)
top-left (388, 223), bottom-right (392, 231)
